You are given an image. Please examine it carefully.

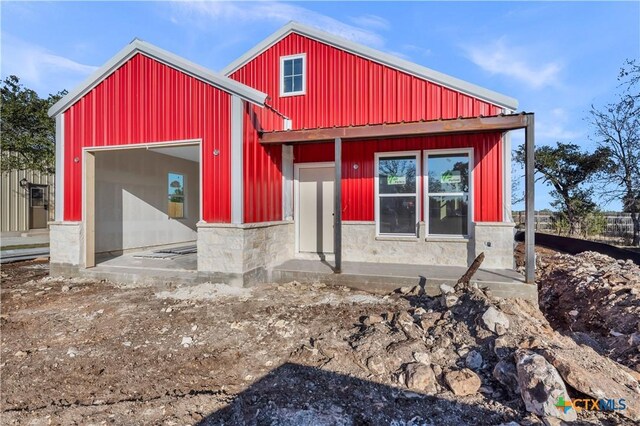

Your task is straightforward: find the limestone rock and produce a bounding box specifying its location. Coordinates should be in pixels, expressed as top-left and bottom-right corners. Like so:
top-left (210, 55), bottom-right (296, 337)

top-left (465, 350), bottom-right (483, 370)
top-left (439, 284), bottom-right (455, 295)
top-left (444, 368), bottom-right (482, 396)
top-left (514, 350), bottom-right (576, 422)
top-left (413, 351), bottom-right (431, 365)
top-left (481, 306), bottom-right (510, 333)
top-left (539, 345), bottom-right (640, 421)
top-left (441, 294), bottom-right (459, 308)
top-left (402, 362), bottom-right (437, 394)
top-left (366, 355), bottom-right (387, 376)
top-left (362, 314), bottom-right (384, 326)
top-left (493, 359), bottom-right (520, 396)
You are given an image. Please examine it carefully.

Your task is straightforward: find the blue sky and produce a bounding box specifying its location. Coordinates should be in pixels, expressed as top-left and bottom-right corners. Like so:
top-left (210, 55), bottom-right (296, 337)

top-left (2, 1), bottom-right (638, 211)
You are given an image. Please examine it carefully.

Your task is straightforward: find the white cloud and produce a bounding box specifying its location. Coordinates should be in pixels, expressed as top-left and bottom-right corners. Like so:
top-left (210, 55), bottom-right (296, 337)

top-left (463, 38), bottom-right (561, 89)
top-left (536, 108), bottom-right (583, 141)
top-left (349, 14), bottom-right (390, 31)
top-left (1, 33), bottom-right (97, 95)
top-left (170, 0), bottom-right (385, 48)
top-left (402, 44), bottom-right (432, 57)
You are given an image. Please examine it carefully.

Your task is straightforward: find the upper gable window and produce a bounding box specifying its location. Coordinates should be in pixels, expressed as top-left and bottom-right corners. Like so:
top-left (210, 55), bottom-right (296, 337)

top-left (280, 54), bottom-right (306, 96)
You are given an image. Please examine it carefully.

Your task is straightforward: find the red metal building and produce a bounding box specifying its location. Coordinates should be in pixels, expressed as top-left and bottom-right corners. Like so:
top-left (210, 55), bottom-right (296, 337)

top-left (48, 22), bottom-right (525, 287)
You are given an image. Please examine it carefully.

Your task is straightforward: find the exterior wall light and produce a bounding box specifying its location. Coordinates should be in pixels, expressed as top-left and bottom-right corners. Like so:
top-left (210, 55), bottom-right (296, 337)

top-left (213, 149), bottom-right (220, 156)
top-left (353, 163), bottom-right (359, 170)
top-left (19, 178), bottom-right (29, 189)
top-left (74, 157), bottom-right (80, 163)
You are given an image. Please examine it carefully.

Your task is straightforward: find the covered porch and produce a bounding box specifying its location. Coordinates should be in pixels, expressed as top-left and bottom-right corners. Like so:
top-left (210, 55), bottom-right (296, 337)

top-left (263, 112), bottom-right (536, 284)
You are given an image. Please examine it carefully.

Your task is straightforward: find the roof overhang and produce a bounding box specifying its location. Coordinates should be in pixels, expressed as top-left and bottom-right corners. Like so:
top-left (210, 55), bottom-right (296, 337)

top-left (48, 39), bottom-right (268, 117)
top-left (260, 113), bottom-right (532, 145)
top-left (222, 21), bottom-right (518, 111)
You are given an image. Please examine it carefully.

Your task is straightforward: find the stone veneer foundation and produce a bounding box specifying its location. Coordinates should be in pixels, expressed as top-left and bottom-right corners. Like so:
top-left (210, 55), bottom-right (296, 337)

top-left (49, 219), bottom-right (515, 287)
top-left (197, 221), bottom-right (294, 286)
top-left (342, 221), bottom-right (515, 269)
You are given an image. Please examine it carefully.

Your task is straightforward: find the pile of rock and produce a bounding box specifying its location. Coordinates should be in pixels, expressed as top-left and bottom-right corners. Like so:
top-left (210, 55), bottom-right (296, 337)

top-left (538, 251), bottom-right (640, 371)
top-left (291, 281), bottom-right (640, 423)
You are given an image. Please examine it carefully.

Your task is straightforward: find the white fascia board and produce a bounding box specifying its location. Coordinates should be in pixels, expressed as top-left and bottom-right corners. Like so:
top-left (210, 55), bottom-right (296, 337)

top-left (222, 21), bottom-right (518, 111)
top-left (48, 40), bottom-right (267, 117)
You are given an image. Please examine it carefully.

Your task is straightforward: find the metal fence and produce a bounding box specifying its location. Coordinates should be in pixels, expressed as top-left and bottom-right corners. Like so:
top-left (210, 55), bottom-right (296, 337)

top-left (512, 211), bottom-right (635, 244)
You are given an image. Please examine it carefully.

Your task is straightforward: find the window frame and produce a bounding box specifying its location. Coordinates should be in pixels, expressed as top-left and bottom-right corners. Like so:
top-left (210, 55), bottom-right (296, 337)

top-left (374, 151), bottom-right (421, 237)
top-left (167, 171), bottom-right (186, 219)
top-left (279, 53), bottom-right (307, 97)
top-left (423, 148), bottom-right (474, 238)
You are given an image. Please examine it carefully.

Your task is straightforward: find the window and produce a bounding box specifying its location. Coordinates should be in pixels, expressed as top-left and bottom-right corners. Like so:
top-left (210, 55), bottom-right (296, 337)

top-left (168, 172), bottom-right (185, 219)
top-left (425, 150), bottom-right (472, 237)
top-left (375, 152), bottom-right (419, 236)
top-left (30, 186), bottom-right (47, 207)
top-left (280, 54), bottom-right (306, 96)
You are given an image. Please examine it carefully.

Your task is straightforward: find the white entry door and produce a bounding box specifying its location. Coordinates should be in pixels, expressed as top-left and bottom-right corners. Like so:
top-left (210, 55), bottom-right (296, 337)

top-left (296, 164), bottom-right (335, 253)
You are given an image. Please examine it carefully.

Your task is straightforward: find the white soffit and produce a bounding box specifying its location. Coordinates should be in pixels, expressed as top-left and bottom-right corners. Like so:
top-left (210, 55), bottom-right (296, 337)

top-left (149, 145), bottom-right (199, 162)
top-left (221, 21), bottom-right (518, 110)
top-left (48, 39), bottom-right (267, 117)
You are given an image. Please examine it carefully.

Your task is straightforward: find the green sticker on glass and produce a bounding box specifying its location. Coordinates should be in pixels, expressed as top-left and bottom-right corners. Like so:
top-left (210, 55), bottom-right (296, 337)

top-left (387, 175), bottom-right (407, 185)
top-left (441, 171), bottom-right (461, 184)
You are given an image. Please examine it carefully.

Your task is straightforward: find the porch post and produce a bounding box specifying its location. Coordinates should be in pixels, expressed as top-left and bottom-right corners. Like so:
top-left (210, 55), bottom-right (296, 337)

top-left (524, 114), bottom-right (535, 283)
top-left (334, 137), bottom-right (342, 273)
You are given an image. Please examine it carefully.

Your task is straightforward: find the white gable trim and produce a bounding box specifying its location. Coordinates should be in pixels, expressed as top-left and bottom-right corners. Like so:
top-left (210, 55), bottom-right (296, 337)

top-left (49, 39), bottom-right (268, 117)
top-left (221, 22), bottom-right (518, 111)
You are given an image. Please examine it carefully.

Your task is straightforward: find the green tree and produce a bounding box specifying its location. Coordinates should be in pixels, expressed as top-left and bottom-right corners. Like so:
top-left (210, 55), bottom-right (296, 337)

top-left (515, 142), bottom-right (609, 236)
top-left (1, 75), bottom-right (66, 174)
top-left (589, 60), bottom-right (640, 246)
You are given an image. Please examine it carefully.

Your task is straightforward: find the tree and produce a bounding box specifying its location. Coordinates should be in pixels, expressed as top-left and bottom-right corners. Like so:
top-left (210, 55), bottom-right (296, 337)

top-left (0, 75), bottom-right (66, 174)
top-left (589, 60), bottom-right (640, 246)
top-left (515, 142), bottom-right (609, 236)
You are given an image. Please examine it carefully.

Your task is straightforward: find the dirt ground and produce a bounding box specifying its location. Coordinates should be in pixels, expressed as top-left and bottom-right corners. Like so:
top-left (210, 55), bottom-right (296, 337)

top-left (1, 257), bottom-right (637, 425)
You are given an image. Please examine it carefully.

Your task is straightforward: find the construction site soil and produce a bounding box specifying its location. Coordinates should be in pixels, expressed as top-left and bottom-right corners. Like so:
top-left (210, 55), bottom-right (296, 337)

top-left (1, 246), bottom-right (638, 425)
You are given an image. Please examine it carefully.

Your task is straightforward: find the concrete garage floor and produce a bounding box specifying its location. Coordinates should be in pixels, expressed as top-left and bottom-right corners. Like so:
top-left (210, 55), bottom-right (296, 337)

top-left (272, 259), bottom-right (537, 302)
top-left (89, 243), bottom-right (199, 285)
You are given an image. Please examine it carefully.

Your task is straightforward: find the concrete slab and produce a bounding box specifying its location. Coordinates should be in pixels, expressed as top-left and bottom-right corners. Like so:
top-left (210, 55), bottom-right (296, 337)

top-left (1, 233), bottom-right (50, 248)
top-left (271, 259), bottom-right (537, 302)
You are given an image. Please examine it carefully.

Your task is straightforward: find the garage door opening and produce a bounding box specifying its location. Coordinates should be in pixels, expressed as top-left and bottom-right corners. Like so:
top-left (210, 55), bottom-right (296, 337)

top-left (85, 142), bottom-right (201, 271)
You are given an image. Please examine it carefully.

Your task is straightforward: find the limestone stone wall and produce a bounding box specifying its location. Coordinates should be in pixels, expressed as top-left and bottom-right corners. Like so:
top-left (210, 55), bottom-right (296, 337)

top-left (342, 221), bottom-right (515, 268)
top-left (473, 222), bottom-right (516, 269)
top-left (197, 221), bottom-right (294, 286)
top-left (49, 221), bottom-right (84, 268)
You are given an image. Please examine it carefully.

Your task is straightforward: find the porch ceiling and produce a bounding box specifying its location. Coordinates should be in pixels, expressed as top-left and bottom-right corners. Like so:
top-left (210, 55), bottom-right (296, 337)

top-left (260, 112), bottom-right (532, 145)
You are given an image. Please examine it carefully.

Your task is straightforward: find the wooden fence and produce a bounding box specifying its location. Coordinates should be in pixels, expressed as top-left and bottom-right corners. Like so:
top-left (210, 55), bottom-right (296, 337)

top-left (512, 211), bottom-right (635, 243)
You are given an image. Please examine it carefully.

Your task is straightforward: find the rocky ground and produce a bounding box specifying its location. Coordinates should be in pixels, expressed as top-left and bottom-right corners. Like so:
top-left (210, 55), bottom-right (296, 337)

top-left (1, 253), bottom-right (639, 425)
top-left (536, 250), bottom-right (640, 372)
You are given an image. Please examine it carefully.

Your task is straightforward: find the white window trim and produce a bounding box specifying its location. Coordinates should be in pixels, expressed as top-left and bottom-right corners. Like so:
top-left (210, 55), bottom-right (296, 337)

top-left (168, 171), bottom-right (186, 219)
top-left (280, 53), bottom-right (306, 97)
top-left (423, 148), bottom-right (474, 238)
top-left (374, 151), bottom-right (421, 237)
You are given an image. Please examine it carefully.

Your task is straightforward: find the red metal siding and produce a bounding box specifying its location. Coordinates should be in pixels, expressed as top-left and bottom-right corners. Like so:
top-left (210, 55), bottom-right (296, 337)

top-left (243, 106), bottom-right (282, 222)
top-left (231, 33), bottom-right (504, 223)
top-left (294, 133), bottom-right (503, 222)
top-left (63, 53), bottom-right (232, 222)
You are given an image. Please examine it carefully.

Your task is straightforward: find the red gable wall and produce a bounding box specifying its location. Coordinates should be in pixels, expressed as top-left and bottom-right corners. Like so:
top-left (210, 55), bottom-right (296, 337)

top-left (230, 32), bottom-right (504, 223)
top-left (63, 54), bottom-right (232, 222)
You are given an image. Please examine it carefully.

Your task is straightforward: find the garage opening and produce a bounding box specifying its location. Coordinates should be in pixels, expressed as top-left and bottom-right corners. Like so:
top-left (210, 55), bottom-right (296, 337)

top-left (86, 142), bottom-right (200, 271)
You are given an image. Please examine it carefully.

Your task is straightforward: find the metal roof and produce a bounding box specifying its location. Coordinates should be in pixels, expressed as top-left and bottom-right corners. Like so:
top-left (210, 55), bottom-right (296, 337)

top-left (221, 21), bottom-right (518, 111)
top-left (48, 39), bottom-right (268, 117)
top-left (260, 113), bottom-right (532, 144)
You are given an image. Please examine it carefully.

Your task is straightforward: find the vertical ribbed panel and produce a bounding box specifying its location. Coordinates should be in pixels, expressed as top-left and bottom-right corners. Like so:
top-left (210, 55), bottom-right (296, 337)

top-left (293, 133), bottom-right (503, 222)
top-left (231, 33), bottom-right (503, 223)
top-left (63, 54), bottom-right (232, 222)
top-left (1, 157), bottom-right (55, 232)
